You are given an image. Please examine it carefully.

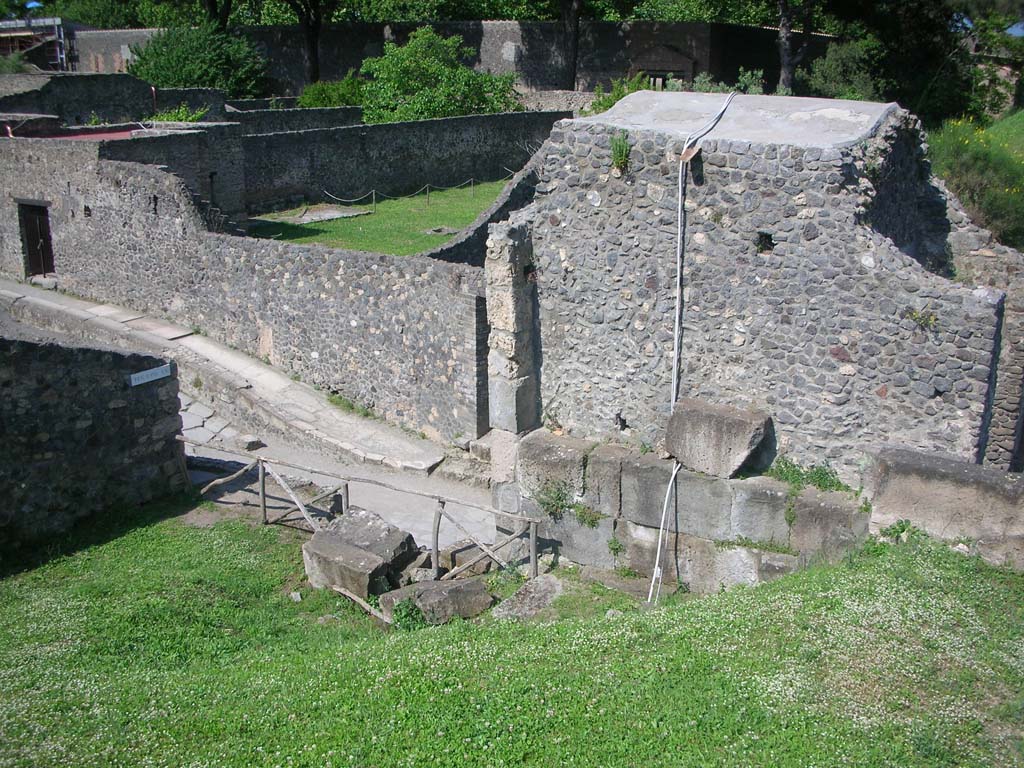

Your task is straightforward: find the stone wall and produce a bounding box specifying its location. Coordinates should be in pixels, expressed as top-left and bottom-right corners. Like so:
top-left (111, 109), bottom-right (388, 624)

top-left (241, 111), bottom-right (566, 213)
top-left (0, 73), bottom-right (226, 124)
top-left (486, 101), bottom-right (1006, 476)
top-left (0, 140), bottom-right (490, 442)
top-left (864, 446), bottom-right (1024, 570)
top-left (71, 21), bottom-right (804, 95)
top-left (492, 429), bottom-right (867, 593)
top-left (223, 105), bottom-right (362, 135)
top-left (0, 333), bottom-right (185, 548)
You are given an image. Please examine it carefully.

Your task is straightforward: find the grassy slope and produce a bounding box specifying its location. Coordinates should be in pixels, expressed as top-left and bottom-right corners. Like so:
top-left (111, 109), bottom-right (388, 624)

top-left (249, 180), bottom-right (507, 256)
top-left (1, 499), bottom-right (1022, 768)
top-left (928, 111), bottom-right (1024, 249)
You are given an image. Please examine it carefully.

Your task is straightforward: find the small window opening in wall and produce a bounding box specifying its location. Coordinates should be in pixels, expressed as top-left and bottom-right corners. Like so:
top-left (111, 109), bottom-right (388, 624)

top-left (151, 195), bottom-right (158, 215)
top-left (18, 203), bottom-right (55, 277)
top-left (83, 205), bottom-right (91, 217)
top-left (756, 231), bottom-right (775, 253)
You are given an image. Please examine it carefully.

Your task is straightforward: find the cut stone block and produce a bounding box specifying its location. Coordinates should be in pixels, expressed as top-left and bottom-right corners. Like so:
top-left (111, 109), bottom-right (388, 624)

top-left (618, 521), bottom-right (799, 594)
top-left (665, 398), bottom-right (775, 478)
top-left (541, 509), bottom-right (616, 568)
top-left (516, 428), bottom-right (597, 500)
top-left (302, 533), bottom-right (391, 598)
top-left (583, 444), bottom-right (629, 518)
top-left (728, 476), bottom-right (792, 545)
top-left (379, 577), bottom-right (494, 625)
top-left (438, 538), bottom-right (493, 576)
top-left (324, 507), bottom-right (418, 571)
top-left (492, 574), bottom-right (565, 621)
top-left (789, 488), bottom-right (868, 562)
top-left (620, 454), bottom-right (731, 539)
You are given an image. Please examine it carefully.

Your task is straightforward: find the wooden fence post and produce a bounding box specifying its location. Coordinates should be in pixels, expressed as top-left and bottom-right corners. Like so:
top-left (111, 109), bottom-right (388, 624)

top-left (339, 481), bottom-right (350, 514)
top-left (432, 501), bottom-right (443, 580)
top-left (259, 459), bottom-right (267, 525)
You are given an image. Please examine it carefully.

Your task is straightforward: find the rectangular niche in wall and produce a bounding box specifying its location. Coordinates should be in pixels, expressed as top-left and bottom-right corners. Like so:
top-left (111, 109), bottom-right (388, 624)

top-left (17, 202), bottom-right (55, 277)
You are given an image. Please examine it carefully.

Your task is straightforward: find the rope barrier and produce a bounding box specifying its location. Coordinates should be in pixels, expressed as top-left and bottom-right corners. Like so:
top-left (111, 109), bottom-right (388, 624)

top-left (320, 171), bottom-right (516, 210)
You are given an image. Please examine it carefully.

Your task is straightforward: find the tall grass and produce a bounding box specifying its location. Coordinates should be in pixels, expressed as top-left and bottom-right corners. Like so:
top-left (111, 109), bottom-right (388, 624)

top-left (929, 112), bottom-right (1024, 249)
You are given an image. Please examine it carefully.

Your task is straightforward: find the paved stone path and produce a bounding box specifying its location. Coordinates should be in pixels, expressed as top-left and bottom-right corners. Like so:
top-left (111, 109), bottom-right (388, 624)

top-left (0, 279), bottom-right (446, 473)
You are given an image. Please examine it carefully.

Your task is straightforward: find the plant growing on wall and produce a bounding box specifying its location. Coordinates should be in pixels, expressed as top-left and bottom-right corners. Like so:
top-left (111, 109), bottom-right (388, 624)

top-left (610, 131), bottom-right (631, 173)
top-left (149, 103), bottom-right (210, 122)
top-left (297, 70), bottom-right (365, 108)
top-left (359, 27), bottom-right (522, 124)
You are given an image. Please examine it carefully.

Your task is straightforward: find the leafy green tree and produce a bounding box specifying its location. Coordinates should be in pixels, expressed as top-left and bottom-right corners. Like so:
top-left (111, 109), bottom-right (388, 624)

top-left (0, 0), bottom-right (33, 19)
top-left (796, 37), bottom-right (888, 101)
top-left (128, 23), bottom-right (267, 97)
top-left (359, 27), bottom-right (521, 123)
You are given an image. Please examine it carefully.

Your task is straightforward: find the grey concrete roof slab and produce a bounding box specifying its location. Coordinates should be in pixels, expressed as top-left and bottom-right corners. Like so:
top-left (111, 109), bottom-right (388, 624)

top-left (572, 91), bottom-right (898, 148)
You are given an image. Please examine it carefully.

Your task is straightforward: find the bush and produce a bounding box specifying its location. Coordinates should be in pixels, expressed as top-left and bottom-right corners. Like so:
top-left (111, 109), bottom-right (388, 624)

top-left (128, 24), bottom-right (266, 99)
top-left (584, 72), bottom-right (650, 115)
top-left (675, 67), bottom-right (764, 95)
top-left (797, 39), bottom-right (887, 102)
top-left (149, 103), bottom-right (209, 122)
top-left (297, 71), bottom-right (365, 108)
top-left (0, 52), bottom-right (28, 74)
top-left (929, 114), bottom-right (1024, 250)
top-left (359, 27), bottom-right (521, 124)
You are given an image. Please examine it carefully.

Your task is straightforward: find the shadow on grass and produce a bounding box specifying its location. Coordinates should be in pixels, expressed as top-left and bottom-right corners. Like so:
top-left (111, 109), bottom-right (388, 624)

top-left (0, 491), bottom-right (202, 580)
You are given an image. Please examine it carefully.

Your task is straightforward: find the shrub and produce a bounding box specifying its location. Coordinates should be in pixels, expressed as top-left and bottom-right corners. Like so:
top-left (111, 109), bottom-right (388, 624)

top-left (584, 72), bottom-right (649, 115)
top-left (128, 24), bottom-right (267, 99)
top-left (359, 27), bottom-right (521, 124)
top-left (929, 114), bottom-right (1024, 250)
top-left (797, 39), bottom-right (887, 102)
top-left (149, 103), bottom-right (209, 122)
top-left (297, 71), bottom-right (365, 108)
top-left (0, 52), bottom-right (28, 74)
top-left (669, 67), bottom-right (764, 95)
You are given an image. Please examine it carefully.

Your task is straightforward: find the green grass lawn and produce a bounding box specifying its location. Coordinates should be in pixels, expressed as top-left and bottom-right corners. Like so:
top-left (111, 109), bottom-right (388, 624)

top-left (249, 179), bottom-right (508, 256)
top-left (1, 498), bottom-right (1023, 767)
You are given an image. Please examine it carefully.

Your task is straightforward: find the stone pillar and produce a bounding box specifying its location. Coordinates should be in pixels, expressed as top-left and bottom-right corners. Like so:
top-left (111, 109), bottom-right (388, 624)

top-left (485, 221), bottom-right (540, 434)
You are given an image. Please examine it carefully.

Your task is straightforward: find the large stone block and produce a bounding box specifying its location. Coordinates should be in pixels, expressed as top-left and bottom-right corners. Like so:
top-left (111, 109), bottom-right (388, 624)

top-left (620, 454), bottom-right (731, 538)
top-left (665, 398), bottom-right (775, 478)
top-left (542, 511), bottom-right (617, 568)
top-left (324, 507), bottom-right (418, 571)
top-left (583, 444), bottom-right (629, 518)
top-left (728, 476), bottom-right (792, 545)
top-left (789, 488), bottom-right (869, 562)
top-left (488, 374), bottom-right (540, 434)
top-left (516, 428), bottom-right (597, 500)
top-left (379, 577), bottom-right (494, 625)
top-left (864, 447), bottom-right (1024, 551)
top-left (618, 521), bottom-right (798, 594)
top-left (302, 533), bottom-right (392, 598)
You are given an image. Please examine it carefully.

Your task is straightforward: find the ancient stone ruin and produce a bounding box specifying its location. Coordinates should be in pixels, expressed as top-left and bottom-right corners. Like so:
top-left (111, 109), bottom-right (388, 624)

top-left (3, 77), bottom-right (1023, 586)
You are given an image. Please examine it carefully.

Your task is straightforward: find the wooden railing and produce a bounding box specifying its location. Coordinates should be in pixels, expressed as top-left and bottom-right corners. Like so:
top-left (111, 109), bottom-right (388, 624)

top-left (179, 437), bottom-right (540, 579)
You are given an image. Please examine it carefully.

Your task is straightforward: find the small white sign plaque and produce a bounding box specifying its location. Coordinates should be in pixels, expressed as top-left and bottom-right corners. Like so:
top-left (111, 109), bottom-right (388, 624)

top-left (129, 363), bottom-right (172, 387)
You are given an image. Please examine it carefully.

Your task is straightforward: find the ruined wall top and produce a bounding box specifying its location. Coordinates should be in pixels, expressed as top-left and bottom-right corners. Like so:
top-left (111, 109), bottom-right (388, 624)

top-left (573, 91), bottom-right (899, 149)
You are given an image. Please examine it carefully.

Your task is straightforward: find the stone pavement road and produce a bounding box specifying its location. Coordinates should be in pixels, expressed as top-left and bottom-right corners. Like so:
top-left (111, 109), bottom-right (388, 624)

top-left (0, 278), bottom-right (446, 474)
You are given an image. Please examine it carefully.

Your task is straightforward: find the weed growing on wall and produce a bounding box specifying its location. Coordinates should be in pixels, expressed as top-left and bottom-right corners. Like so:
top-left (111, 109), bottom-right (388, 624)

top-left (610, 131), bottom-right (631, 173)
top-left (535, 479), bottom-right (572, 521)
top-left (149, 103), bottom-right (209, 123)
top-left (327, 392), bottom-right (375, 420)
top-left (902, 306), bottom-right (938, 331)
top-left (572, 503), bottom-right (603, 528)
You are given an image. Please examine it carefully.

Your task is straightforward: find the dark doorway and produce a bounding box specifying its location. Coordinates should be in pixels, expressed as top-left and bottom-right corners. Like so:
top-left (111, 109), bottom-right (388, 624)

top-left (18, 203), bottom-right (55, 277)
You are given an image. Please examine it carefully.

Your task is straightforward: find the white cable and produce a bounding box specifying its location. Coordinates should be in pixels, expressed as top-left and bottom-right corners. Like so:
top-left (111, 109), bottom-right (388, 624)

top-left (650, 91), bottom-right (736, 605)
top-left (646, 460), bottom-right (682, 603)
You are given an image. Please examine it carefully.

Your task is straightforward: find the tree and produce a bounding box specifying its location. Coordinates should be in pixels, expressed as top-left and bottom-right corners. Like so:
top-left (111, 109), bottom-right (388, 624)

top-left (776, 0), bottom-right (817, 92)
top-left (280, 0), bottom-right (341, 83)
top-left (561, 0), bottom-right (582, 89)
top-left (198, 0), bottom-right (234, 28)
top-left (0, 0), bottom-right (33, 19)
top-left (128, 23), bottom-right (267, 97)
top-left (359, 27), bottom-right (521, 123)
